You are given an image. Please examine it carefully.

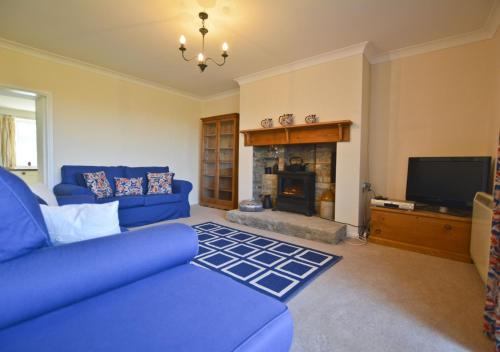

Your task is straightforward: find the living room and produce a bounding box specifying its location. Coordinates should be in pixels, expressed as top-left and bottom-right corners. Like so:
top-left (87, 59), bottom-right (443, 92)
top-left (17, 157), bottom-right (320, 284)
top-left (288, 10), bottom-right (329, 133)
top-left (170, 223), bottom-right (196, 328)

top-left (0, 1), bottom-right (499, 351)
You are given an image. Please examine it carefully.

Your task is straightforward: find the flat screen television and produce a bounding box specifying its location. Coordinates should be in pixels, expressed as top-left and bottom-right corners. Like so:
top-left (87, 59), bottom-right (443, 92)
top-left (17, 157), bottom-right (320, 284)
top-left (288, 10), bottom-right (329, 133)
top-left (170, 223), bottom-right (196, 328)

top-left (406, 157), bottom-right (491, 210)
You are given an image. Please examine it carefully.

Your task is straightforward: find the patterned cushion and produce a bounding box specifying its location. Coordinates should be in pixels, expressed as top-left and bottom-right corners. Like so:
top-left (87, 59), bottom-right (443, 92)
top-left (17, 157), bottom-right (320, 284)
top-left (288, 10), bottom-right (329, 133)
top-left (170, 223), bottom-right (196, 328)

top-left (114, 177), bottom-right (143, 196)
top-left (82, 171), bottom-right (113, 199)
top-left (147, 172), bottom-right (174, 195)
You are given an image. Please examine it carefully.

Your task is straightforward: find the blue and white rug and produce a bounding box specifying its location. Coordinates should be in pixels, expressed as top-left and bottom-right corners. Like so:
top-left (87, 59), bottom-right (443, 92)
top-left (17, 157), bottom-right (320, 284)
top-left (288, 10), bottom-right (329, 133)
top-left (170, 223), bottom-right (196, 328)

top-left (191, 222), bottom-right (342, 302)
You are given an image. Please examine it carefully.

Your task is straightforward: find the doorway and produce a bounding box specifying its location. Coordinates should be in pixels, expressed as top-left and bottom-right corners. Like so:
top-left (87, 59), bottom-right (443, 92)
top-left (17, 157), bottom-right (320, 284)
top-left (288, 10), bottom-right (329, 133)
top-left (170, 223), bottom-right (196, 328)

top-left (0, 86), bottom-right (53, 186)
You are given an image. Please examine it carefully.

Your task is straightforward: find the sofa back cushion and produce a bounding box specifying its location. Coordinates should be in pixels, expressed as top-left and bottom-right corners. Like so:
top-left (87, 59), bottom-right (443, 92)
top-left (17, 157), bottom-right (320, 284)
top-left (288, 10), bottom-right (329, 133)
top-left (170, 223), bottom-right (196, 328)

top-left (61, 166), bottom-right (126, 192)
top-left (0, 168), bottom-right (51, 262)
top-left (125, 166), bottom-right (169, 193)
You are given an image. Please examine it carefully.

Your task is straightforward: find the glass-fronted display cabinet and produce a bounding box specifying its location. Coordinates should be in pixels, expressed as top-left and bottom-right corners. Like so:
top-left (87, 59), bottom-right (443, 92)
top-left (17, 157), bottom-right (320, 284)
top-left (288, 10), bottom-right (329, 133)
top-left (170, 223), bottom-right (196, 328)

top-left (200, 113), bottom-right (239, 210)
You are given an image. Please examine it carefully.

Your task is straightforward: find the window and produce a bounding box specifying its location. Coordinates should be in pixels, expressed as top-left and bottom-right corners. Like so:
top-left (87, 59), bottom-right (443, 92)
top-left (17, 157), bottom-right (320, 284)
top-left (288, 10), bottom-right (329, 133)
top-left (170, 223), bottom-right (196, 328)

top-left (14, 118), bottom-right (37, 168)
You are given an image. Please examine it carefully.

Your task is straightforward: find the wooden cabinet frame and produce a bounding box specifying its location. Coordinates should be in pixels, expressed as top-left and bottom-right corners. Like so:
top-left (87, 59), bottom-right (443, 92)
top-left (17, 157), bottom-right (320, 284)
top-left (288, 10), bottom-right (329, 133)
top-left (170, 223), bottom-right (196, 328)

top-left (200, 113), bottom-right (239, 210)
top-left (369, 206), bottom-right (472, 262)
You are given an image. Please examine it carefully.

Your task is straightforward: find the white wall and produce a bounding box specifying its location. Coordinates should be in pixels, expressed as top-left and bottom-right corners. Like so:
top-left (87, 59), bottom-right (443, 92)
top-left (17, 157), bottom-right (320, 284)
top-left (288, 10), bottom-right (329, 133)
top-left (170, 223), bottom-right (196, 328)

top-left (0, 46), bottom-right (202, 203)
top-left (201, 94), bottom-right (240, 117)
top-left (238, 54), bottom-right (367, 229)
top-left (369, 29), bottom-right (500, 199)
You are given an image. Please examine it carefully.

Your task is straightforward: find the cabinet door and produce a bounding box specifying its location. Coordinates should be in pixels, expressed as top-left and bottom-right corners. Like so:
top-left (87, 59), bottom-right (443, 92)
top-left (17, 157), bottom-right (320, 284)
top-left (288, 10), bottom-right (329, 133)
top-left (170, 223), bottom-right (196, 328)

top-left (217, 119), bottom-right (235, 203)
top-left (201, 121), bottom-right (217, 202)
top-left (415, 217), bottom-right (471, 254)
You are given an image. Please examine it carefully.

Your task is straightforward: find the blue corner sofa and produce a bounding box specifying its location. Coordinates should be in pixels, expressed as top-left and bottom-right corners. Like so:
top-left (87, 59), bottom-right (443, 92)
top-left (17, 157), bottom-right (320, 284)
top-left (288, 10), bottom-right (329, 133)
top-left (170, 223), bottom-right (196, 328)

top-left (53, 165), bottom-right (192, 227)
top-left (0, 167), bottom-right (294, 351)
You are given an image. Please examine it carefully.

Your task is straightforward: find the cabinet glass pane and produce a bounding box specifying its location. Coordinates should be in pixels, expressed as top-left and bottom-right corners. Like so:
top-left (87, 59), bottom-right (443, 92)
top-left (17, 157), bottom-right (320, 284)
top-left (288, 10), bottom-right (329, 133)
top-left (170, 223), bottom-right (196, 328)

top-left (204, 122), bottom-right (217, 150)
top-left (219, 190), bottom-right (232, 201)
top-left (220, 120), bottom-right (234, 135)
top-left (204, 122), bottom-right (217, 136)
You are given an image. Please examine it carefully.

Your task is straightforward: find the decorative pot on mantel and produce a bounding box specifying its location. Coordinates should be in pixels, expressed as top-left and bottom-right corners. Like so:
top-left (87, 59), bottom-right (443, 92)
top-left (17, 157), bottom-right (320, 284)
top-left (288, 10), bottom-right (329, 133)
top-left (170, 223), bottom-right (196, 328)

top-left (278, 114), bottom-right (294, 126)
top-left (260, 118), bottom-right (273, 128)
top-left (305, 114), bottom-right (319, 124)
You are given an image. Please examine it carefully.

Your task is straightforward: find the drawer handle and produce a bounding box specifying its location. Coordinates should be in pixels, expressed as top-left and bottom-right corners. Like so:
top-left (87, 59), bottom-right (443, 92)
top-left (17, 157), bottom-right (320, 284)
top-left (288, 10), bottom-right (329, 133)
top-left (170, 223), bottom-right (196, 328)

top-left (444, 224), bottom-right (452, 231)
top-left (374, 229), bottom-right (381, 234)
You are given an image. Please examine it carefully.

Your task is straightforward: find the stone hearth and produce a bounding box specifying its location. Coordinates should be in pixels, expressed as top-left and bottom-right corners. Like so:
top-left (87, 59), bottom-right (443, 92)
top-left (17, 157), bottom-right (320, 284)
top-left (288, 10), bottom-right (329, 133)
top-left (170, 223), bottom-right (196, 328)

top-left (226, 209), bottom-right (346, 244)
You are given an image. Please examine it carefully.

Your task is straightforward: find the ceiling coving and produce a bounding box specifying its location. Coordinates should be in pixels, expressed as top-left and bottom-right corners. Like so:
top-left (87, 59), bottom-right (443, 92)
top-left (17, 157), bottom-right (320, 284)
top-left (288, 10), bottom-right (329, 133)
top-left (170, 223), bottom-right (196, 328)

top-left (0, 0), bottom-right (497, 97)
top-left (179, 12), bottom-right (228, 72)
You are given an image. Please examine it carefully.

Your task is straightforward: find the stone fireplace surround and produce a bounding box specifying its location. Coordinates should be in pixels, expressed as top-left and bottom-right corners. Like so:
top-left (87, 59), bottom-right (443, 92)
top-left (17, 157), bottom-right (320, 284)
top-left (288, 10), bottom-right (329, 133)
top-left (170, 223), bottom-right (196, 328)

top-left (252, 143), bottom-right (336, 211)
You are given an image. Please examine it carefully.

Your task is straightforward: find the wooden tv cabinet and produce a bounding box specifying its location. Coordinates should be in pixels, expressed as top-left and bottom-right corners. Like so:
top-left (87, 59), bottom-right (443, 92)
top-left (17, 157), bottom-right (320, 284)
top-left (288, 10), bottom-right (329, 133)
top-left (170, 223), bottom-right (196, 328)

top-left (369, 206), bottom-right (472, 262)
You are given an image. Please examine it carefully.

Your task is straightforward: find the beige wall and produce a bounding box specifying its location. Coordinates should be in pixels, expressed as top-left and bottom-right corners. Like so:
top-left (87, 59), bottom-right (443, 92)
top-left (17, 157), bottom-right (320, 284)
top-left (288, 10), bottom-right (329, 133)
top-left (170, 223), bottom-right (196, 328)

top-left (369, 29), bottom-right (500, 199)
top-left (239, 54), bottom-right (368, 229)
top-left (0, 46), bottom-right (202, 202)
top-left (201, 94), bottom-right (240, 117)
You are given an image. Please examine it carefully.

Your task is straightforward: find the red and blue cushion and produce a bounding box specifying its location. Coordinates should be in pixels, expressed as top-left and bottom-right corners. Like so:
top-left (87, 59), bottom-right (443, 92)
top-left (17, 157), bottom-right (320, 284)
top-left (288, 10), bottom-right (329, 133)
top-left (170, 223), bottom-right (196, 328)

top-left (147, 172), bottom-right (174, 195)
top-left (114, 177), bottom-right (143, 196)
top-left (82, 171), bottom-right (113, 199)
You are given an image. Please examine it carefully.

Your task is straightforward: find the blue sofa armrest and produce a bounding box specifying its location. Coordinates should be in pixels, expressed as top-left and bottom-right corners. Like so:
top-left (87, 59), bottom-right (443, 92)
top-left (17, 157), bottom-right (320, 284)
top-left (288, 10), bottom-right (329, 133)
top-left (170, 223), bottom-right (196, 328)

top-left (54, 183), bottom-right (94, 196)
top-left (0, 223), bottom-right (198, 330)
top-left (53, 183), bottom-right (96, 205)
top-left (172, 180), bottom-right (192, 197)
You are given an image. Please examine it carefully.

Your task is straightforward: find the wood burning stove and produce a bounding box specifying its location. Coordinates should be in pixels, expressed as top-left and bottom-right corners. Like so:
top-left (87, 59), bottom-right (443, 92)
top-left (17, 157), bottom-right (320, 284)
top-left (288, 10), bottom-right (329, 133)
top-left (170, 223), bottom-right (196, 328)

top-left (275, 171), bottom-right (315, 216)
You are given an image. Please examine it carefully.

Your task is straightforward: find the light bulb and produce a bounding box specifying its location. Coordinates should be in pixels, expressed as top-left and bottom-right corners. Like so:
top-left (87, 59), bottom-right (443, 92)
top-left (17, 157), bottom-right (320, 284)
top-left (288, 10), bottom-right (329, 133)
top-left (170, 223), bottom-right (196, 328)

top-left (222, 42), bottom-right (228, 51)
top-left (198, 53), bottom-right (204, 62)
top-left (179, 35), bottom-right (186, 45)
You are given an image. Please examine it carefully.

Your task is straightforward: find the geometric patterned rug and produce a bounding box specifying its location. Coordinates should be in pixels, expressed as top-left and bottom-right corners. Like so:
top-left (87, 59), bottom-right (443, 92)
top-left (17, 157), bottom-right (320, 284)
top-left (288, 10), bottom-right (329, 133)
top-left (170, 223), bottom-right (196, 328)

top-left (191, 222), bottom-right (342, 302)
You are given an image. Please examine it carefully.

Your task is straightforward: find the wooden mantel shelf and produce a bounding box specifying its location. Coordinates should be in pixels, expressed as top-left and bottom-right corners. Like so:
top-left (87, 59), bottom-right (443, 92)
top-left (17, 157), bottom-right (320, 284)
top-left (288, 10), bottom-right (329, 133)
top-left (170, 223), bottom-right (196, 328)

top-left (240, 120), bottom-right (352, 146)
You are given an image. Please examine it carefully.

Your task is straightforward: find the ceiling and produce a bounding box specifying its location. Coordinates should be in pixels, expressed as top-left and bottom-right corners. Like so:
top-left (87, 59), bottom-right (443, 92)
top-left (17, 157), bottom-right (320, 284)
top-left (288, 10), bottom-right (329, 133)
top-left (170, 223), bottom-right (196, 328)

top-left (0, 0), bottom-right (496, 98)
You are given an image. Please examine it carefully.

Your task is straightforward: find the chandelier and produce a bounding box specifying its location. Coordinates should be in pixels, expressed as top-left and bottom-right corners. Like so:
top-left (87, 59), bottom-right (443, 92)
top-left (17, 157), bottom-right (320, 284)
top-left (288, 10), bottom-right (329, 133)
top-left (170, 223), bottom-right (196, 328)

top-left (178, 12), bottom-right (228, 72)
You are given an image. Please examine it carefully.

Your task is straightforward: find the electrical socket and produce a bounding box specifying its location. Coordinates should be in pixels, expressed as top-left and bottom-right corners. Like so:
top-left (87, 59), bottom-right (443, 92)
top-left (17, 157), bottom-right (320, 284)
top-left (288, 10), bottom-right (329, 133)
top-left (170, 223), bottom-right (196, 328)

top-left (362, 182), bottom-right (372, 192)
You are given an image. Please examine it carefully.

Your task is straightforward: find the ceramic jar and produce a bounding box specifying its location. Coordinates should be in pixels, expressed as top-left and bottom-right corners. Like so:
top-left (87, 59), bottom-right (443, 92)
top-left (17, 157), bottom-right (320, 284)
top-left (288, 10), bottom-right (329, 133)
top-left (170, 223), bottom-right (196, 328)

top-left (260, 118), bottom-right (273, 128)
top-left (279, 114), bottom-right (294, 126)
top-left (305, 114), bottom-right (318, 124)
top-left (319, 185), bottom-right (335, 220)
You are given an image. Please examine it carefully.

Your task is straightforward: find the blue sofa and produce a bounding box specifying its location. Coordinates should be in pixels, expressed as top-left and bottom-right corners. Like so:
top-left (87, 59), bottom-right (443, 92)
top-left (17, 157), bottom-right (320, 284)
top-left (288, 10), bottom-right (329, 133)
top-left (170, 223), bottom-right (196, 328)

top-left (53, 165), bottom-right (192, 227)
top-left (0, 167), bottom-right (294, 351)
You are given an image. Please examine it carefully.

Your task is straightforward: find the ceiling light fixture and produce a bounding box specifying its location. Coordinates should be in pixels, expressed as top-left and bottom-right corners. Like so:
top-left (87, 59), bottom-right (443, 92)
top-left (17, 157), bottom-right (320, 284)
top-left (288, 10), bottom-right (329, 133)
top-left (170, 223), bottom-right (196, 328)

top-left (178, 12), bottom-right (228, 72)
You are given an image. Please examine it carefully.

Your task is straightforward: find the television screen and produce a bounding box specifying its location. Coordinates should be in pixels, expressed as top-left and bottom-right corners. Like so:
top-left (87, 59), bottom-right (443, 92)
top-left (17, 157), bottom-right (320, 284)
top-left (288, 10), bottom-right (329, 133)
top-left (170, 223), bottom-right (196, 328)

top-left (406, 157), bottom-right (491, 209)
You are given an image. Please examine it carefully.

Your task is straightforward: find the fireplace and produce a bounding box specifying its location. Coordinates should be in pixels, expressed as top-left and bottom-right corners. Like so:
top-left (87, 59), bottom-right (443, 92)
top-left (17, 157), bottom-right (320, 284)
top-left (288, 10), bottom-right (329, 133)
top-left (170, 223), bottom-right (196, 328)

top-left (253, 143), bottom-right (336, 212)
top-left (276, 171), bottom-right (316, 216)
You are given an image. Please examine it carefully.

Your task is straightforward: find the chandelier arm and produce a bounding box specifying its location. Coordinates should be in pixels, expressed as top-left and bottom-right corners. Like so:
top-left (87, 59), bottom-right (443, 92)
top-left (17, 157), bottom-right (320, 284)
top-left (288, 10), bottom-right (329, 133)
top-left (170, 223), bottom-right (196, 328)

top-left (181, 50), bottom-right (196, 62)
top-left (205, 56), bottom-right (227, 67)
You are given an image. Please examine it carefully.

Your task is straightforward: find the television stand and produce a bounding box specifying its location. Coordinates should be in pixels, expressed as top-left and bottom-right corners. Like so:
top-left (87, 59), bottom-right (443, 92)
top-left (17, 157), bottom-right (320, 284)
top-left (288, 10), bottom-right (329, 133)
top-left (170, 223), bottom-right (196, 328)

top-left (414, 204), bottom-right (471, 218)
top-left (369, 206), bottom-right (472, 262)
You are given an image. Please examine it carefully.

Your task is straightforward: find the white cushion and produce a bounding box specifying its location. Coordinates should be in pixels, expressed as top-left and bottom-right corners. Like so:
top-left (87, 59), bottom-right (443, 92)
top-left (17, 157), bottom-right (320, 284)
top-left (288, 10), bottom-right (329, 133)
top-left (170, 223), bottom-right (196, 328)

top-left (40, 201), bottom-right (121, 244)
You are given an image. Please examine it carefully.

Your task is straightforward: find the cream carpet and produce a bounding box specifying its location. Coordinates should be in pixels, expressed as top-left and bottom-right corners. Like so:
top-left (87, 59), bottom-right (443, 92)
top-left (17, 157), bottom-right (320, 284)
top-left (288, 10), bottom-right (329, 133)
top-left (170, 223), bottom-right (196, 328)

top-left (143, 205), bottom-right (493, 352)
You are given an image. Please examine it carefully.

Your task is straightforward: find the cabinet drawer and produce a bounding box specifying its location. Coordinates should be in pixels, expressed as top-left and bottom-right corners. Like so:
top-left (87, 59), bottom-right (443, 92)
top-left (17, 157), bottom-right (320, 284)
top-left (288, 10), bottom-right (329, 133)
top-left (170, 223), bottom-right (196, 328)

top-left (415, 217), bottom-right (470, 253)
top-left (369, 207), bottom-right (472, 262)
top-left (371, 210), bottom-right (417, 241)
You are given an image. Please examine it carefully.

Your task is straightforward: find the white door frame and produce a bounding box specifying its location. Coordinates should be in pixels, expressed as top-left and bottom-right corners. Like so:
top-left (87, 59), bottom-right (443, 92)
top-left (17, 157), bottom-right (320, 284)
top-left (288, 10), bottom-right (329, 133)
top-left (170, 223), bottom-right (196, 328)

top-left (0, 84), bottom-right (54, 187)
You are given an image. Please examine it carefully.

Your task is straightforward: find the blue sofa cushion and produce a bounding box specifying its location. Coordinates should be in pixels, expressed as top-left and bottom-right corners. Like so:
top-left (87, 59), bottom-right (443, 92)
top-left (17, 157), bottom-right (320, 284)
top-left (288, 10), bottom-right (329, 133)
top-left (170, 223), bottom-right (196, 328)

top-left (0, 168), bottom-right (51, 263)
top-left (125, 166), bottom-right (169, 193)
top-left (0, 264), bottom-right (293, 352)
top-left (0, 223), bottom-right (198, 329)
top-left (97, 196), bottom-right (145, 209)
top-left (144, 193), bottom-right (182, 206)
top-left (61, 166), bottom-right (126, 193)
